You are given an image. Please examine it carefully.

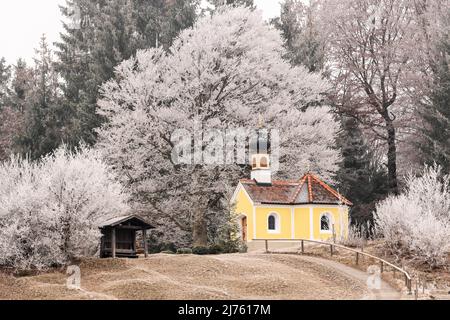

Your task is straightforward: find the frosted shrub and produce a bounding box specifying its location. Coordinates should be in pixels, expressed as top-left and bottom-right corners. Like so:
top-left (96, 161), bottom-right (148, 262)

top-left (375, 166), bottom-right (450, 268)
top-left (0, 145), bottom-right (129, 270)
top-left (339, 224), bottom-right (367, 248)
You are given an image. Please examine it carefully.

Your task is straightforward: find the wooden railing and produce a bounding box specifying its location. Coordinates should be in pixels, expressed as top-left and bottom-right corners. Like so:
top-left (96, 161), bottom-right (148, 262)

top-left (255, 238), bottom-right (412, 294)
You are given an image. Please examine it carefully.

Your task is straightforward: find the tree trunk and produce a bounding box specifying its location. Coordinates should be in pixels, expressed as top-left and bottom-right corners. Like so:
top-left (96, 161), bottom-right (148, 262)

top-left (193, 213), bottom-right (208, 247)
top-left (386, 119), bottom-right (399, 195)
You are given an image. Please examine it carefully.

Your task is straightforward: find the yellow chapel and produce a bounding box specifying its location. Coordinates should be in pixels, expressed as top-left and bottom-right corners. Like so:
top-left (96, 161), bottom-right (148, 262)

top-left (231, 149), bottom-right (353, 243)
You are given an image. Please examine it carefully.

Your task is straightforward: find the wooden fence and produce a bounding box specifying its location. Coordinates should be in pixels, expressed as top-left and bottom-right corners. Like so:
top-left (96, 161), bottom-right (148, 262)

top-left (256, 238), bottom-right (412, 294)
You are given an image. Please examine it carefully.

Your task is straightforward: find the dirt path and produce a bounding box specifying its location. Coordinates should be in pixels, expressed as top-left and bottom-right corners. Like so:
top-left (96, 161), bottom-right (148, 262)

top-left (0, 253), bottom-right (400, 300)
top-left (292, 255), bottom-right (401, 300)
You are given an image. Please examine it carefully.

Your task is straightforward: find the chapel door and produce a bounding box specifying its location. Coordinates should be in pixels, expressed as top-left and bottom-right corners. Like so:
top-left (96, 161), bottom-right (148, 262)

top-left (241, 216), bottom-right (248, 241)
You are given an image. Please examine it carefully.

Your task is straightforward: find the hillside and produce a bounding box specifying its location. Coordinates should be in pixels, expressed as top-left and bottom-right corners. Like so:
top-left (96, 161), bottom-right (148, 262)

top-left (0, 253), bottom-right (400, 300)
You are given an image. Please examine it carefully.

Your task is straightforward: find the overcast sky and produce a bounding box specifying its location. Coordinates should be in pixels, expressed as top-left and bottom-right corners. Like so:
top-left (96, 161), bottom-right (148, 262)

top-left (0, 0), bottom-right (281, 65)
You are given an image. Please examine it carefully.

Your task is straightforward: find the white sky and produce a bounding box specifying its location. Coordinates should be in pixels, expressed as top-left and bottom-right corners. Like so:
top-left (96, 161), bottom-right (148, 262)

top-left (0, 0), bottom-right (281, 65)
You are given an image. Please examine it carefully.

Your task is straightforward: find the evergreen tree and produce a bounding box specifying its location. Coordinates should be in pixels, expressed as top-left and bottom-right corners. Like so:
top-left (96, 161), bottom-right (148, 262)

top-left (272, 0), bottom-right (325, 72)
top-left (135, 0), bottom-right (200, 50)
top-left (17, 36), bottom-right (62, 159)
top-left (10, 59), bottom-right (33, 112)
top-left (419, 38), bottom-right (450, 174)
top-left (336, 116), bottom-right (389, 225)
top-left (0, 57), bottom-right (11, 108)
top-left (55, 0), bottom-right (199, 146)
top-left (0, 59), bottom-right (31, 160)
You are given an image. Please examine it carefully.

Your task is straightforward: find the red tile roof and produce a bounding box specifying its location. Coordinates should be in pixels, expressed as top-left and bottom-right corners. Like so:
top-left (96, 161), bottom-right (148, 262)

top-left (240, 173), bottom-right (353, 206)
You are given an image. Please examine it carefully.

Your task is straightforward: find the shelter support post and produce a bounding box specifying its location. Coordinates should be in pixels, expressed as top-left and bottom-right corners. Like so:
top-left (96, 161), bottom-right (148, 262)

top-left (111, 227), bottom-right (116, 259)
top-left (143, 229), bottom-right (148, 258)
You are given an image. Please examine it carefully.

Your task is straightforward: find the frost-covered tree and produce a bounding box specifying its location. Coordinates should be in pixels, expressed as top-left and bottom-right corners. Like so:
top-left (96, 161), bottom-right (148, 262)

top-left (0, 145), bottom-right (129, 270)
top-left (320, 0), bottom-right (417, 195)
top-left (97, 6), bottom-right (340, 246)
top-left (375, 166), bottom-right (450, 268)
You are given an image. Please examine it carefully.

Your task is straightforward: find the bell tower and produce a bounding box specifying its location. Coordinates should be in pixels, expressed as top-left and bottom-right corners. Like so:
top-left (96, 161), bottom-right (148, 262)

top-left (250, 116), bottom-right (272, 185)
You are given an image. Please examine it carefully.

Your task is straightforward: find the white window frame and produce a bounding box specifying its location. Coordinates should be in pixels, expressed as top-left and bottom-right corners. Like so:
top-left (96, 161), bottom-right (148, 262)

top-left (320, 212), bottom-right (333, 234)
top-left (267, 212), bottom-right (280, 234)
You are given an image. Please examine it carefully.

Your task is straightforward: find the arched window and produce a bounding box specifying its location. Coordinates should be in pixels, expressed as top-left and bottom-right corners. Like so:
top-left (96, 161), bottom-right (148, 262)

top-left (268, 213), bottom-right (279, 232)
top-left (260, 156), bottom-right (268, 168)
top-left (320, 214), bottom-right (331, 232)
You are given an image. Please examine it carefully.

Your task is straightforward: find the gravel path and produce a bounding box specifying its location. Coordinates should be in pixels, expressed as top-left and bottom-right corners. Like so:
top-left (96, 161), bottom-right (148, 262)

top-left (0, 253), bottom-right (400, 300)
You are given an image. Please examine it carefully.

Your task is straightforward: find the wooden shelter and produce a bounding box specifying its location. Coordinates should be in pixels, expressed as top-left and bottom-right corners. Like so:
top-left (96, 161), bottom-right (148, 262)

top-left (99, 215), bottom-right (154, 259)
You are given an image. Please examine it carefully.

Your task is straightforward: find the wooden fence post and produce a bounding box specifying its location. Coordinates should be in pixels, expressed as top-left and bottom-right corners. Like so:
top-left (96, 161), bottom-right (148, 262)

top-left (330, 245), bottom-right (333, 256)
top-left (301, 240), bottom-right (304, 254)
top-left (355, 252), bottom-right (359, 265)
top-left (332, 224), bottom-right (336, 244)
top-left (265, 240), bottom-right (269, 253)
top-left (380, 261), bottom-right (384, 273)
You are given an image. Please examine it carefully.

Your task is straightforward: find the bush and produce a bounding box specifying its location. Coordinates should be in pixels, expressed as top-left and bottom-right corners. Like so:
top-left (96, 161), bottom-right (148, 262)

top-left (213, 240), bottom-right (248, 254)
top-left (176, 248), bottom-right (193, 254)
top-left (375, 166), bottom-right (450, 268)
top-left (159, 242), bottom-right (177, 253)
top-left (238, 242), bottom-right (248, 254)
top-left (147, 241), bottom-right (177, 254)
top-left (191, 243), bottom-right (247, 255)
top-left (208, 244), bottom-right (224, 255)
top-left (0, 146), bottom-right (130, 271)
top-left (192, 246), bottom-right (211, 255)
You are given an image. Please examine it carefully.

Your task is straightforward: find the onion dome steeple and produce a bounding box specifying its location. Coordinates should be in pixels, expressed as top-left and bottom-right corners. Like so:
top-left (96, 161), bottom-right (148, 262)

top-left (250, 115), bottom-right (271, 185)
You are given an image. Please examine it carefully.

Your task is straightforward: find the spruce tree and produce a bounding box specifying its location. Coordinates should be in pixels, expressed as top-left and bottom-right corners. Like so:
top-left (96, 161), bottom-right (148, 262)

top-left (17, 36), bottom-right (62, 159)
top-left (0, 57), bottom-right (11, 109)
top-left (272, 0), bottom-right (324, 72)
top-left (135, 0), bottom-right (200, 50)
top-left (10, 59), bottom-right (33, 112)
top-left (55, 0), bottom-right (199, 146)
top-left (419, 38), bottom-right (450, 174)
top-left (336, 116), bottom-right (389, 225)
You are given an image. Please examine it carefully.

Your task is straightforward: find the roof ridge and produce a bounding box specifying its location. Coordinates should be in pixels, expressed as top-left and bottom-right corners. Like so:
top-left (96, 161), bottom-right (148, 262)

top-left (290, 175), bottom-right (308, 203)
top-left (307, 175), bottom-right (313, 202)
